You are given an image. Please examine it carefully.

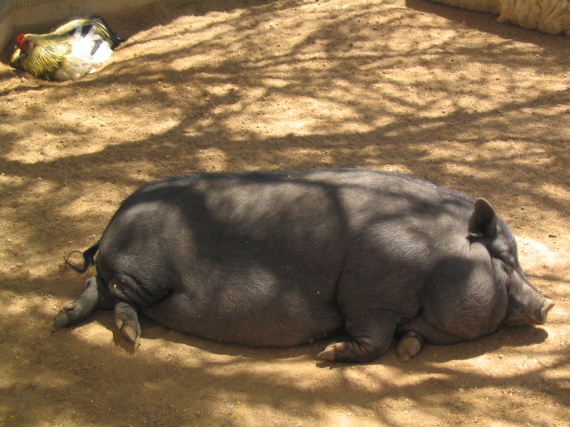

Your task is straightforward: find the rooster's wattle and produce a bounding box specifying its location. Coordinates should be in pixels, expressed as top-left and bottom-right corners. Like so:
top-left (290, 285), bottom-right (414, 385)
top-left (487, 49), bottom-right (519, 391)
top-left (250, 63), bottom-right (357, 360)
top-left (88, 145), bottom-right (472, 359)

top-left (9, 15), bottom-right (123, 81)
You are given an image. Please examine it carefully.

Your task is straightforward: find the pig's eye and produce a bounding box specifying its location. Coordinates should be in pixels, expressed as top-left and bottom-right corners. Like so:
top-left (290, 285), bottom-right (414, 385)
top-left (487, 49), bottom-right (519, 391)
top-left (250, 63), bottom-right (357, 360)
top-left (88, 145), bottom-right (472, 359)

top-left (498, 256), bottom-right (515, 273)
top-left (504, 254), bottom-right (516, 266)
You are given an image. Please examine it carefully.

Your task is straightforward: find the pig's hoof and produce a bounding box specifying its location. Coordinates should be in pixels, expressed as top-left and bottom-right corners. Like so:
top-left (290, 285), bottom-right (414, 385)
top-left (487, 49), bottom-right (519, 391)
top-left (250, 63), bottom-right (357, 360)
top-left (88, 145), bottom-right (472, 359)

top-left (52, 303), bottom-right (81, 331)
top-left (114, 302), bottom-right (141, 349)
top-left (317, 342), bottom-right (347, 361)
top-left (396, 332), bottom-right (424, 362)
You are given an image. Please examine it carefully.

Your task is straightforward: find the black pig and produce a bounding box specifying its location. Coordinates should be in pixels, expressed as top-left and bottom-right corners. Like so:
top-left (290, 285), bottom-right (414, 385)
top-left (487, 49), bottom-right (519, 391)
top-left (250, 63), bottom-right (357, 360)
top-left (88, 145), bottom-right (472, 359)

top-left (54, 169), bottom-right (553, 362)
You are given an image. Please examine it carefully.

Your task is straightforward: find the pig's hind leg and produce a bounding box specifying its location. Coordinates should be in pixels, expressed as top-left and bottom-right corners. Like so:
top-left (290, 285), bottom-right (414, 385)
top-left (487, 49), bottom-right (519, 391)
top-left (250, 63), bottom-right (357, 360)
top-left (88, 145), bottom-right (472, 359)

top-left (53, 275), bottom-right (114, 330)
top-left (114, 301), bottom-right (141, 348)
top-left (106, 272), bottom-right (170, 349)
top-left (53, 272), bottom-right (166, 349)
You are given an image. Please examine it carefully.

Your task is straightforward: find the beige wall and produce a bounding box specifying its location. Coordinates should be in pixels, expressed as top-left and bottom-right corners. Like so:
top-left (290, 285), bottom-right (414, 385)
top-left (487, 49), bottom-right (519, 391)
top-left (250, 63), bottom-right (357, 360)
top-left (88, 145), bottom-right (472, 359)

top-left (1, 0), bottom-right (157, 53)
top-left (0, 2), bottom-right (13, 55)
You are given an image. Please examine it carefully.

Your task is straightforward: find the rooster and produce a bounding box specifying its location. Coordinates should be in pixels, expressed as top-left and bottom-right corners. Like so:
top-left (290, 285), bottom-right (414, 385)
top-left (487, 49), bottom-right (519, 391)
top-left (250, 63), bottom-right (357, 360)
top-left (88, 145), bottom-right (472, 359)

top-left (9, 15), bottom-right (123, 81)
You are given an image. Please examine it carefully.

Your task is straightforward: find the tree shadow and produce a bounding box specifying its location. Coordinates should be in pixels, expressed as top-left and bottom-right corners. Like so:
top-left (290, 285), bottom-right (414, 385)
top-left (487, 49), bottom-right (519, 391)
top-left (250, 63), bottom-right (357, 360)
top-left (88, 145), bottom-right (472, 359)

top-left (0, 0), bottom-right (569, 425)
top-left (3, 291), bottom-right (567, 426)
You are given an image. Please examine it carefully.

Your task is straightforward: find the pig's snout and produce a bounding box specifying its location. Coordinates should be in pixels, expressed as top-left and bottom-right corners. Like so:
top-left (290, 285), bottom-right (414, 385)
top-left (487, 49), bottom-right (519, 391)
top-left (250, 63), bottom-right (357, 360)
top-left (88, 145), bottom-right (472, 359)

top-left (538, 298), bottom-right (554, 325)
top-left (505, 294), bottom-right (555, 327)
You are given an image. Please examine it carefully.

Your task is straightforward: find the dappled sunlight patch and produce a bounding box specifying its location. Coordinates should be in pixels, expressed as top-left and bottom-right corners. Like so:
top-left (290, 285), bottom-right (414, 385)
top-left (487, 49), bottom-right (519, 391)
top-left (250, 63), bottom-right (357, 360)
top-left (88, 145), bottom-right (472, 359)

top-left (195, 147), bottom-right (228, 171)
top-left (443, 162), bottom-right (499, 180)
top-left (0, 0), bottom-right (568, 426)
top-left (269, 118), bottom-right (315, 134)
top-left (3, 112), bottom-right (184, 165)
top-left (517, 236), bottom-right (569, 273)
top-left (378, 164), bottom-right (415, 175)
top-left (0, 360), bottom-right (75, 390)
top-left (538, 183), bottom-right (570, 209)
top-left (1, 280), bottom-right (62, 310)
top-left (204, 83), bottom-right (240, 98)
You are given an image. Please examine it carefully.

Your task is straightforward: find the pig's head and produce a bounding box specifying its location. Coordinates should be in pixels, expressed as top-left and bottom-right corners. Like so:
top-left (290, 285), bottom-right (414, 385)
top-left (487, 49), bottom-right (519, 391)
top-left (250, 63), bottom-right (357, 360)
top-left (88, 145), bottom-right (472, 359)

top-left (468, 199), bottom-right (554, 327)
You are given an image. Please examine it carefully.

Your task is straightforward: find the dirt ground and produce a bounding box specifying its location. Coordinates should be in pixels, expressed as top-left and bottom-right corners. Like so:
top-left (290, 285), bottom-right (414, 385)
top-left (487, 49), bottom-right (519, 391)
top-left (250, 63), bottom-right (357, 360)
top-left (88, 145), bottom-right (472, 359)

top-left (0, 0), bottom-right (568, 425)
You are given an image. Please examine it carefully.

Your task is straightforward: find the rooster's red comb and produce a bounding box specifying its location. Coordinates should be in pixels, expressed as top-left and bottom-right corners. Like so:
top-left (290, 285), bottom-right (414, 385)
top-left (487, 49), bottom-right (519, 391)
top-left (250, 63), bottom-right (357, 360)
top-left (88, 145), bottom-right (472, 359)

top-left (16, 34), bottom-right (26, 48)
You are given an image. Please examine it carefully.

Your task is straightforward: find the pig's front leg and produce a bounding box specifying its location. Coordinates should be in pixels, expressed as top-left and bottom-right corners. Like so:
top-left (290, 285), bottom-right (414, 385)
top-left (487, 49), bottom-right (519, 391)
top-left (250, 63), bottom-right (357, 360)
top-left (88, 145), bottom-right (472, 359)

top-left (396, 331), bottom-right (425, 362)
top-left (317, 309), bottom-right (398, 363)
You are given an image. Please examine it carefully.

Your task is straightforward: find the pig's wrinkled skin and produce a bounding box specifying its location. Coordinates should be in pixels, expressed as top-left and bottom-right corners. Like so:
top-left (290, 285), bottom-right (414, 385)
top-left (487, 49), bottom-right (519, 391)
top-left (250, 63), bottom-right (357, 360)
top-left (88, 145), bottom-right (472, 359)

top-left (54, 169), bottom-right (554, 363)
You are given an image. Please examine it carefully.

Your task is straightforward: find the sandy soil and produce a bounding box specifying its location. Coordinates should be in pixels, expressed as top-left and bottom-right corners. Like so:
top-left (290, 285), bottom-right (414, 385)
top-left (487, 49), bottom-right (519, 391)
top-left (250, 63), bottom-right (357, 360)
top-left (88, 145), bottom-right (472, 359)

top-left (0, 0), bottom-right (568, 425)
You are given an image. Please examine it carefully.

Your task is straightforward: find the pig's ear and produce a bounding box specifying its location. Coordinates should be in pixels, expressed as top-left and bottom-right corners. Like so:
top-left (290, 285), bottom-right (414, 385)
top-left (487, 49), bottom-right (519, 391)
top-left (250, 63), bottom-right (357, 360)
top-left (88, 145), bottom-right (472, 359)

top-left (468, 198), bottom-right (497, 239)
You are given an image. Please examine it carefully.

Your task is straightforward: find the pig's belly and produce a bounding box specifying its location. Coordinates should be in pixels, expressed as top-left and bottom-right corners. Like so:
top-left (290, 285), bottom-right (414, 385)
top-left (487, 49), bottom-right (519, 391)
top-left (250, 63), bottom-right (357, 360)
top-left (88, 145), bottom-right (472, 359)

top-left (141, 290), bottom-right (345, 347)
